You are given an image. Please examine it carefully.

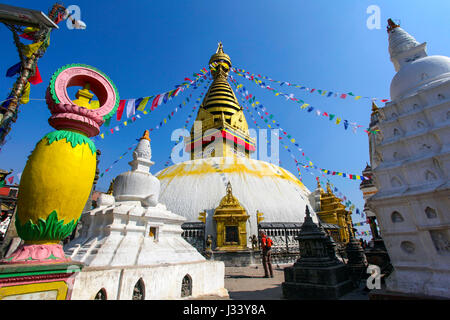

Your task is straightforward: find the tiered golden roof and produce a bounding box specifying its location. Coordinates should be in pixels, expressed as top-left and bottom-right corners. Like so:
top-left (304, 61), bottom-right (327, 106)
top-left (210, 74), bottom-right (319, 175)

top-left (202, 42), bottom-right (241, 115)
top-left (187, 43), bottom-right (255, 159)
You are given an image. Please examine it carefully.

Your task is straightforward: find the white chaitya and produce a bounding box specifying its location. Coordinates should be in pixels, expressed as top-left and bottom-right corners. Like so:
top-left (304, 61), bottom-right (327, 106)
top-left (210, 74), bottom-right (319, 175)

top-left (64, 131), bottom-right (228, 300)
top-left (156, 157), bottom-right (319, 246)
top-left (368, 20), bottom-right (450, 298)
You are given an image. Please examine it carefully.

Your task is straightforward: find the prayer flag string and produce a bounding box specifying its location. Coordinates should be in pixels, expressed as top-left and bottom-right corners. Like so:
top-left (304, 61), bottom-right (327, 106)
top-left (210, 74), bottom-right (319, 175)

top-left (230, 76), bottom-right (371, 182)
top-left (97, 81), bottom-right (210, 179)
top-left (232, 66), bottom-right (390, 103)
top-left (229, 74), bottom-right (373, 135)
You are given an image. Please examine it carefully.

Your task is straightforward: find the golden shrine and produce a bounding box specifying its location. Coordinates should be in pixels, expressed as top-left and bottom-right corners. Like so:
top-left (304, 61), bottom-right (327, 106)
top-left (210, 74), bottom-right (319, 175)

top-left (315, 181), bottom-right (355, 244)
top-left (186, 42), bottom-right (256, 159)
top-left (213, 182), bottom-right (250, 251)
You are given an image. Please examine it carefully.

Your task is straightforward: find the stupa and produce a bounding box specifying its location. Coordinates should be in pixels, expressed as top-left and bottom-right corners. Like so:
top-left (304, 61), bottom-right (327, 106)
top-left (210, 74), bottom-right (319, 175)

top-left (64, 130), bottom-right (228, 300)
top-left (156, 43), bottom-right (320, 264)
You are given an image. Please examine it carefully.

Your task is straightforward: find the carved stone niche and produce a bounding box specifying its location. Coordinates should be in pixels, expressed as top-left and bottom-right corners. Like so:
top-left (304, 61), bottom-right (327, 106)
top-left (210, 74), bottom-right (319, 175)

top-left (391, 211), bottom-right (404, 223)
top-left (416, 121), bottom-right (426, 129)
top-left (429, 230), bottom-right (450, 255)
top-left (425, 170), bottom-right (438, 182)
top-left (400, 241), bottom-right (415, 254)
top-left (391, 176), bottom-right (403, 188)
top-left (425, 207), bottom-right (437, 219)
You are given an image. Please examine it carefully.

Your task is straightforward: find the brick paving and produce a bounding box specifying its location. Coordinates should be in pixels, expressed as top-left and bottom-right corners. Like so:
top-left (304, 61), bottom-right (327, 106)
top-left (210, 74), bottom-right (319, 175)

top-left (191, 263), bottom-right (370, 300)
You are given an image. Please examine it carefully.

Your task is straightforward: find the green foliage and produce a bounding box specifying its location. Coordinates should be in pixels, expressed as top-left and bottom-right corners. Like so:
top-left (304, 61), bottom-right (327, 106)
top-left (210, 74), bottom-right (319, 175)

top-left (44, 130), bottom-right (96, 155)
top-left (15, 210), bottom-right (78, 242)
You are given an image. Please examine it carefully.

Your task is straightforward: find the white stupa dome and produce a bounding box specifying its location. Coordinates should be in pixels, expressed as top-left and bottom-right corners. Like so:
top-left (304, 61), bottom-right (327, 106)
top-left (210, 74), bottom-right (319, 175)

top-left (390, 55), bottom-right (450, 101)
top-left (155, 157), bottom-right (318, 239)
top-left (386, 20), bottom-right (450, 101)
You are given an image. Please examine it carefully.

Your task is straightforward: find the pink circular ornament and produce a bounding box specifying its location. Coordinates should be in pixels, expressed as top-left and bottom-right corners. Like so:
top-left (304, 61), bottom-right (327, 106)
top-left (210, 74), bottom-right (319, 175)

top-left (46, 64), bottom-right (119, 137)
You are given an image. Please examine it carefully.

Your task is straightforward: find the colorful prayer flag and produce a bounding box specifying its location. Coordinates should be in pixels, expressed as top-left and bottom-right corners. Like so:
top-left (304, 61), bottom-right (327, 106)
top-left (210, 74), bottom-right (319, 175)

top-left (117, 100), bottom-right (126, 120)
top-left (28, 64), bottom-right (42, 85)
top-left (19, 81), bottom-right (30, 104)
top-left (126, 99), bottom-right (136, 118)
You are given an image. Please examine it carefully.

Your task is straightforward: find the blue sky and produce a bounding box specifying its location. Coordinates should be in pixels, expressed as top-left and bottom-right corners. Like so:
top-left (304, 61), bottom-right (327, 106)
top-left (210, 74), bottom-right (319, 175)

top-left (1, 1), bottom-right (449, 237)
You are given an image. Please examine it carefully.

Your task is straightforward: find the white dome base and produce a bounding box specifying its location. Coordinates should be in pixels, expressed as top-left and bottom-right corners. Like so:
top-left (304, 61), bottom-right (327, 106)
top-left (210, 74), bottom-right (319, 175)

top-left (156, 156), bottom-right (317, 244)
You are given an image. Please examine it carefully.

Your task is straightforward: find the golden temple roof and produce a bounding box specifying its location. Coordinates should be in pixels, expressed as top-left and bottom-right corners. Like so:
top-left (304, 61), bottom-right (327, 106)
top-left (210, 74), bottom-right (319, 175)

top-left (217, 182), bottom-right (244, 210)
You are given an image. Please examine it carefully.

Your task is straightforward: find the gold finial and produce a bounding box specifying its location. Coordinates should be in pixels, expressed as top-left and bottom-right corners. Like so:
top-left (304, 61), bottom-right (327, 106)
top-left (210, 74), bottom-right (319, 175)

top-left (106, 178), bottom-right (115, 195)
top-left (140, 130), bottom-right (151, 141)
top-left (371, 101), bottom-right (379, 115)
top-left (217, 181), bottom-right (241, 208)
top-left (209, 42), bottom-right (231, 69)
top-left (317, 180), bottom-right (321, 189)
top-left (226, 181), bottom-right (232, 195)
top-left (326, 181), bottom-right (332, 194)
top-left (387, 18), bottom-right (399, 33)
top-left (217, 41), bottom-right (224, 53)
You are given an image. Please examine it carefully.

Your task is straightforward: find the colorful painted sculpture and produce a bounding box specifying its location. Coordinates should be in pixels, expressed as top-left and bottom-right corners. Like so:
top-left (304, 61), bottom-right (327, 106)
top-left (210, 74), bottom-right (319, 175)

top-left (2, 64), bottom-right (119, 264)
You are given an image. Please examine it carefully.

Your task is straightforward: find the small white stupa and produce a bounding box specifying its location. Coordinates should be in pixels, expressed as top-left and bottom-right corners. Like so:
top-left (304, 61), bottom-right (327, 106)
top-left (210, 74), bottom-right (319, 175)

top-left (65, 130), bottom-right (228, 300)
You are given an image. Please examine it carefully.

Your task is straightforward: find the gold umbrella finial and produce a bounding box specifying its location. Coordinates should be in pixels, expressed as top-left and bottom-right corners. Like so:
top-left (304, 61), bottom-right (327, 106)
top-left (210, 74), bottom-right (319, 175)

top-left (141, 130), bottom-right (151, 141)
top-left (387, 18), bottom-right (400, 33)
top-left (217, 41), bottom-right (224, 53)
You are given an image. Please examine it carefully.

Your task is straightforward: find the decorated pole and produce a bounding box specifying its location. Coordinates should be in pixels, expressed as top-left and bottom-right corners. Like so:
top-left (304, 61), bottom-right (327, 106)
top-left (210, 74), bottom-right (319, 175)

top-left (0, 3), bottom-right (66, 146)
top-left (2, 64), bottom-right (119, 264)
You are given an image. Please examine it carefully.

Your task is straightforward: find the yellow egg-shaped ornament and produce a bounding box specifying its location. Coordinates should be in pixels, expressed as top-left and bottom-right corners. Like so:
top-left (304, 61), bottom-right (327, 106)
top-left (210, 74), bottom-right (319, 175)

top-left (15, 130), bottom-right (97, 243)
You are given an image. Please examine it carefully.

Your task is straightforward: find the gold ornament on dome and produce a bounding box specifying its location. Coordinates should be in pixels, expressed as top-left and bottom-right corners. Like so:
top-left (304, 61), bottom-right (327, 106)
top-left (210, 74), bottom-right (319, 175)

top-left (218, 182), bottom-right (242, 209)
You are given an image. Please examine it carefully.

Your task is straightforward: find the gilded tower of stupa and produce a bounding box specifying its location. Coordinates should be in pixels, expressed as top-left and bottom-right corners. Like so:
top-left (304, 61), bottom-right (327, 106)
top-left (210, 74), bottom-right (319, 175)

top-left (186, 42), bottom-right (256, 159)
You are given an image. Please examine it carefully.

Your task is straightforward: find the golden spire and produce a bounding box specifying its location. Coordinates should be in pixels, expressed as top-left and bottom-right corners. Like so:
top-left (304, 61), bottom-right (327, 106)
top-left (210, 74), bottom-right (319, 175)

top-left (326, 181), bottom-right (333, 194)
top-left (216, 41), bottom-right (224, 53)
top-left (371, 101), bottom-right (379, 115)
top-left (140, 130), bottom-right (151, 141)
top-left (209, 41), bottom-right (231, 69)
top-left (202, 43), bottom-right (241, 115)
top-left (106, 178), bottom-right (115, 195)
top-left (387, 18), bottom-right (400, 33)
top-left (317, 180), bottom-right (321, 189)
top-left (218, 181), bottom-right (241, 208)
top-left (186, 43), bottom-right (255, 159)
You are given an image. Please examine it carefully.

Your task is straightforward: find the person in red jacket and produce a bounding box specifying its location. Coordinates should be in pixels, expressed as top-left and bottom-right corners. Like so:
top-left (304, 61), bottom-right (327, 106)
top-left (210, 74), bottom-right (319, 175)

top-left (260, 231), bottom-right (273, 278)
